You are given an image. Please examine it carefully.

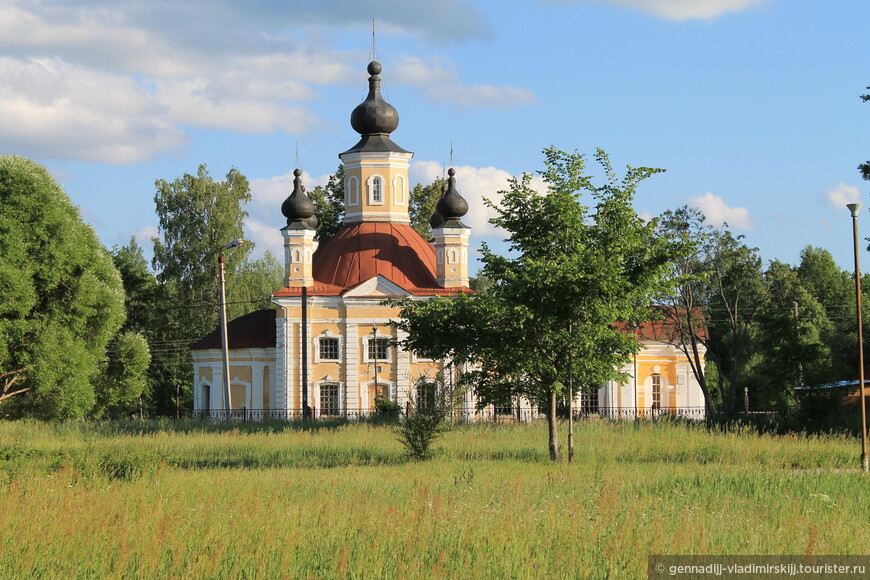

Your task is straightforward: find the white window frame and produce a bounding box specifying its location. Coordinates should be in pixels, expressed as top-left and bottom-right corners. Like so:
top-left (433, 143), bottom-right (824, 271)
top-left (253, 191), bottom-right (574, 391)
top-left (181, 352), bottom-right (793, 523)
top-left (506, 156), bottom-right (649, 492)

top-left (315, 381), bottom-right (344, 416)
top-left (314, 330), bottom-right (342, 363)
top-left (367, 174), bottom-right (385, 206)
top-left (362, 334), bottom-right (392, 363)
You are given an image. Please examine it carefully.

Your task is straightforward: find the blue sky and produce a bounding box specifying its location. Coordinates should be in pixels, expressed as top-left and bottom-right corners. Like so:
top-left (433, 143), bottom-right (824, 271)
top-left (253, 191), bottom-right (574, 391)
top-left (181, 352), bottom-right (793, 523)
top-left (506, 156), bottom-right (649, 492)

top-left (2, 0), bottom-right (868, 273)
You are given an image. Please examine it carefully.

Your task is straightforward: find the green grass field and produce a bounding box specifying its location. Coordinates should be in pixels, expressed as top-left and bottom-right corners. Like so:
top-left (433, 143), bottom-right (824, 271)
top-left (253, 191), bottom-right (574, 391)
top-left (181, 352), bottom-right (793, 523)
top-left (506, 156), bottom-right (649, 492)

top-left (1, 419), bottom-right (868, 578)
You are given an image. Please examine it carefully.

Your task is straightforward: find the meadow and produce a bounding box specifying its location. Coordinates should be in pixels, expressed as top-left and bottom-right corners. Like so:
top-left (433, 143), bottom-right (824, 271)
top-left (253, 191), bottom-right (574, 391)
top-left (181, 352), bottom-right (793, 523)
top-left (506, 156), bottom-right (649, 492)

top-left (1, 418), bottom-right (868, 579)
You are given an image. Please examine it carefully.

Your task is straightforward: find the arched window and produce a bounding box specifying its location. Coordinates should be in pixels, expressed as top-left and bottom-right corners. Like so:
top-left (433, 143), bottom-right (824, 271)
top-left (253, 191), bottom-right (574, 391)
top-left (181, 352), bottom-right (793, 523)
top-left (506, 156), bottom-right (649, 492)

top-left (372, 177), bottom-right (382, 203)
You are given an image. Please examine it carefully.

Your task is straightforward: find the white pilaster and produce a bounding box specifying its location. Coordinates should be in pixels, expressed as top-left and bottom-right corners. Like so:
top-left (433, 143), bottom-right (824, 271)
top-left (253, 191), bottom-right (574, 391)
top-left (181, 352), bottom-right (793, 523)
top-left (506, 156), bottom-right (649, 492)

top-left (344, 323), bottom-right (359, 410)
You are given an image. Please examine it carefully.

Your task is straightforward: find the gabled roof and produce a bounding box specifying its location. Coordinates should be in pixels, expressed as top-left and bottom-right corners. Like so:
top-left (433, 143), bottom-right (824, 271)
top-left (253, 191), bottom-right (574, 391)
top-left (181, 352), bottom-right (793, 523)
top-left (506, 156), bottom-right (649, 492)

top-left (272, 222), bottom-right (472, 297)
top-left (191, 308), bottom-right (276, 350)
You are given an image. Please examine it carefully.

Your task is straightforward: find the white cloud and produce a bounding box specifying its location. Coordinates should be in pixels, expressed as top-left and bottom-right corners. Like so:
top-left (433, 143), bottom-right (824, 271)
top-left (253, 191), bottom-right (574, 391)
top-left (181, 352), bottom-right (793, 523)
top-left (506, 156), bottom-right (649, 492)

top-left (549, 0), bottom-right (772, 20)
top-left (688, 192), bottom-right (755, 231)
top-left (134, 225), bottom-right (159, 243)
top-left (823, 183), bottom-right (861, 209)
top-left (392, 56), bottom-right (537, 108)
top-left (0, 0), bottom-right (498, 163)
top-left (0, 58), bottom-right (186, 163)
top-left (245, 220), bottom-right (285, 260)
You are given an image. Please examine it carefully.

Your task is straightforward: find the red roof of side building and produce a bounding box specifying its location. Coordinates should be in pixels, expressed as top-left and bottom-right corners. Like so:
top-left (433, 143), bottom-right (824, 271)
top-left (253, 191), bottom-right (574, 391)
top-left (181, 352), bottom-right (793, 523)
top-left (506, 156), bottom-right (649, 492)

top-left (612, 306), bottom-right (708, 342)
top-left (191, 308), bottom-right (277, 350)
top-left (272, 222), bottom-right (473, 297)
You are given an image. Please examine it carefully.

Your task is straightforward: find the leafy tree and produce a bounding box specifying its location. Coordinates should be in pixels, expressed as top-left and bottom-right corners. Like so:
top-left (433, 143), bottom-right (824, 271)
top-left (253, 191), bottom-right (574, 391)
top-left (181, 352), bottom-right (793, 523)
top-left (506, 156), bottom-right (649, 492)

top-left (152, 164), bottom-right (253, 339)
top-left (395, 147), bottom-right (674, 461)
top-left (111, 238), bottom-right (162, 336)
top-left (93, 331), bottom-right (151, 419)
top-left (309, 164), bottom-right (345, 242)
top-left (796, 246), bottom-right (855, 379)
top-left (409, 177), bottom-right (445, 241)
top-left (754, 260), bottom-right (832, 406)
top-left (656, 207), bottom-right (768, 417)
top-left (229, 251), bottom-right (284, 319)
top-left (151, 164), bottom-right (281, 416)
top-left (0, 156), bottom-right (126, 419)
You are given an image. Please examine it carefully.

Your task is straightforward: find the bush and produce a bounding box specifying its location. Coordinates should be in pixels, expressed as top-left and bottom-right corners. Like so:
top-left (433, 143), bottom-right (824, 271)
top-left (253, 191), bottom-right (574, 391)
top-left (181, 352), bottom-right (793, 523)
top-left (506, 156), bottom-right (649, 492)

top-left (373, 396), bottom-right (402, 422)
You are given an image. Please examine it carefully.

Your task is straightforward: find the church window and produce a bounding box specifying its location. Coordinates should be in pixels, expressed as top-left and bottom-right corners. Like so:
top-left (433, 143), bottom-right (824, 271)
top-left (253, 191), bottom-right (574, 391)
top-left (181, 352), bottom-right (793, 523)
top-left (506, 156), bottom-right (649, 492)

top-left (320, 383), bottom-right (340, 416)
top-left (319, 338), bottom-right (340, 361)
top-left (416, 382), bottom-right (437, 413)
top-left (368, 338), bottom-right (389, 361)
top-left (372, 177), bottom-right (382, 203)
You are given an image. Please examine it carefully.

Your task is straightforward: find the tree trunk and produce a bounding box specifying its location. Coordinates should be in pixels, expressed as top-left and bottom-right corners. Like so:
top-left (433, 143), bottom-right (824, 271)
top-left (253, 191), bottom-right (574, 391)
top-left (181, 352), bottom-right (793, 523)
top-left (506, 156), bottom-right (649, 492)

top-left (547, 388), bottom-right (560, 461)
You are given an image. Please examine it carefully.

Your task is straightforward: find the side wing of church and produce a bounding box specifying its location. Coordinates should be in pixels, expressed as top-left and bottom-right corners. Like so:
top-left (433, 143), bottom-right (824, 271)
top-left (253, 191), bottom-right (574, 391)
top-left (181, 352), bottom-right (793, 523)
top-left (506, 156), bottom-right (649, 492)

top-left (190, 60), bottom-right (707, 421)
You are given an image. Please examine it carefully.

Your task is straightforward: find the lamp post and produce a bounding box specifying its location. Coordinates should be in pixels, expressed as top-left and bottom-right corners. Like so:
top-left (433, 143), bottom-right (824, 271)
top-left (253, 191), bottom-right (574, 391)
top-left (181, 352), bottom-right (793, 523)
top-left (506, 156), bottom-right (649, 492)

top-left (846, 203), bottom-right (868, 473)
top-left (219, 238), bottom-right (245, 421)
top-left (371, 325), bottom-right (378, 410)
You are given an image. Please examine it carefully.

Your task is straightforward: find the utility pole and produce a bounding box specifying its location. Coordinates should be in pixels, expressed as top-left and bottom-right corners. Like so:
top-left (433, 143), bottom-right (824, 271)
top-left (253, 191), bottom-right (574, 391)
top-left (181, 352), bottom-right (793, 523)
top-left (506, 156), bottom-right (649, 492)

top-left (847, 203), bottom-right (868, 473)
top-left (219, 239), bottom-right (244, 422)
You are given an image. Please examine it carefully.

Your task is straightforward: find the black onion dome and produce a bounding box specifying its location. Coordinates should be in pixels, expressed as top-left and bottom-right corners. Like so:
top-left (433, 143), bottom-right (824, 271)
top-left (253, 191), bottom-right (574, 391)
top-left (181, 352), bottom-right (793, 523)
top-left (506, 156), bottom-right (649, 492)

top-left (435, 168), bottom-right (468, 219)
top-left (350, 61), bottom-right (399, 135)
top-left (281, 169), bottom-right (316, 225)
top-left (429, 213), bottom-right (445, 229)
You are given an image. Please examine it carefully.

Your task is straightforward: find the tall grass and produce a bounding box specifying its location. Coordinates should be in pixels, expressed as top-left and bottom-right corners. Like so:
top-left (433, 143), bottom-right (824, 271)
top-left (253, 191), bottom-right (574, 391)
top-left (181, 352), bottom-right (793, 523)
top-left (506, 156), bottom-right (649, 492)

top-left (1, 419), bottom-right (867, 578)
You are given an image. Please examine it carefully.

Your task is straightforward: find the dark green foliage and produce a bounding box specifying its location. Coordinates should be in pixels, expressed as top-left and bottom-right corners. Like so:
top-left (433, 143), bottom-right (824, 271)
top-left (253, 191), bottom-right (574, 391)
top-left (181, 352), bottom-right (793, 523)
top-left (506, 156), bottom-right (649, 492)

top-left (373, 396), bottom-right (402, 422)
top-left (0, 156), bottom-right (126, 419)
top-left (309, 164), bottom-right (345, 242)
top-left (93, 331), bottom-right (151, 419)
top-left (409, 177), bottom-right (445, 242)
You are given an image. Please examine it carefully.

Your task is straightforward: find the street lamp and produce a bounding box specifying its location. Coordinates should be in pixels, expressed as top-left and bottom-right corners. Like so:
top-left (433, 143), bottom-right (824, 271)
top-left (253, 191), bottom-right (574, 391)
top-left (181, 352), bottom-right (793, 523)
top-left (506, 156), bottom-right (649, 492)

top-left (846, 203), bottom-right (868, 473)
top-left (219, 238), bottom-right (244, 421)
top-left (372, 325), bottom-right (379, 410)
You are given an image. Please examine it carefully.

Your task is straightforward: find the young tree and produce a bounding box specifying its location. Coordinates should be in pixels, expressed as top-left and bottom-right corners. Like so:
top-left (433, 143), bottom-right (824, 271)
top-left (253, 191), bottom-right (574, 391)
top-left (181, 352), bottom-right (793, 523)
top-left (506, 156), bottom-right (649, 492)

top-left (0, 156), bottom-right (126, 419)
top-left (395, 147), bottom-right (674, 461)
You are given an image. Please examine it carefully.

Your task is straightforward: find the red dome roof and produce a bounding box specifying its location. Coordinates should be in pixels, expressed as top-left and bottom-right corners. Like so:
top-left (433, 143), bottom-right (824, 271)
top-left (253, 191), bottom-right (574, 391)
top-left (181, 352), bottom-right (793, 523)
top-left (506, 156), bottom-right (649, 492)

top-left (315, 222), bottom-right (437, 289)
top-left (273, 222), bottom-right (471, 297)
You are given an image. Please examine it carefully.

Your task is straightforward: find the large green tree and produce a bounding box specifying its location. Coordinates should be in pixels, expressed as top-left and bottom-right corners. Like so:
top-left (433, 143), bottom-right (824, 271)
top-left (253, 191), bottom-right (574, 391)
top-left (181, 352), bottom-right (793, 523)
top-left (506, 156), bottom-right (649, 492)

top-left (150, 164), bottom-right (281, 415)
top-left (395, 147), bottom-right (674, 460)
top-left (655, 207), bottom-right (768, 417)
top-left (0, 156), bottom-right (126, 419)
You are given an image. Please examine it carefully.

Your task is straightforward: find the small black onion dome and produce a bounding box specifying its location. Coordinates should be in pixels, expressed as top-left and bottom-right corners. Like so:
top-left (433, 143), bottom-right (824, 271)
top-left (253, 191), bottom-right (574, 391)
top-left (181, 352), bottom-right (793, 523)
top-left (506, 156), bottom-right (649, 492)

top-left (350, 61), bottom-right (399, 135)
top-left (281, 169), bottom-right (316, 224)
top-left (429, 213), bottom-right (445, 229)
top-left (435, 168), bottom-right (468, 219)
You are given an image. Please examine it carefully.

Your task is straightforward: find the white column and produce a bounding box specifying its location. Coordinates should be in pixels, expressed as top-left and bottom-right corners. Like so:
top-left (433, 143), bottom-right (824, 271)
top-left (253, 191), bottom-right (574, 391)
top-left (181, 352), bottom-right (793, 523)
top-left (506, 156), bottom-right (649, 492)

top-left (275, 316), bottom-right (292, 412)
top-left (344, 323), bottom-right (359, 411)
top-left (396, 328), bottom-right (410, 407)
top-left (210, 363), bottom-right (223, 412)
